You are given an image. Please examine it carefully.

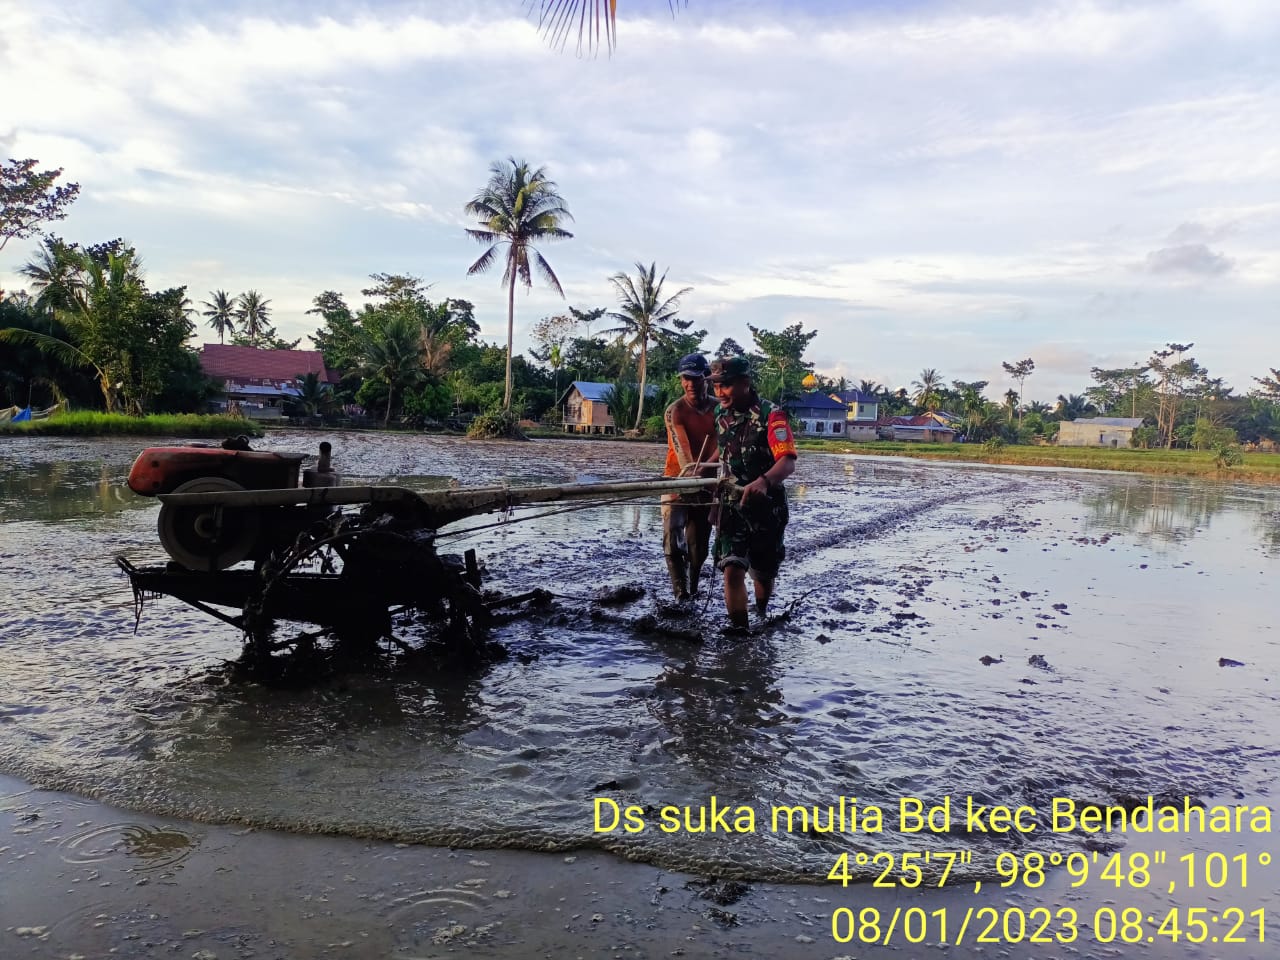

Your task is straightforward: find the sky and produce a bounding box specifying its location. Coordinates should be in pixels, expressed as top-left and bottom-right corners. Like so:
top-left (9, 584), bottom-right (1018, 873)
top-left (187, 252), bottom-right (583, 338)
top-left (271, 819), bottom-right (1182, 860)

top-left (1, 0), bottom-right (1278, 403)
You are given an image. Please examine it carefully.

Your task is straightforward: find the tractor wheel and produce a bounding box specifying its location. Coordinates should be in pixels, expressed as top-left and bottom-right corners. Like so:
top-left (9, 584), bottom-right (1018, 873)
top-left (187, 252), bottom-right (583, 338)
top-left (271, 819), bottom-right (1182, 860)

top-left (157, 476), bottom-right (260, 571)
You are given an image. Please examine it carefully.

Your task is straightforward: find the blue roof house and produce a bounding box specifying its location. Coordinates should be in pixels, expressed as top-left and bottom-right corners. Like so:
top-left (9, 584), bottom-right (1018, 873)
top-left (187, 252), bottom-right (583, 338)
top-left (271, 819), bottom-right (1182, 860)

top-left (788, 392), bottom-right (848, 437)
top-left (558, 381), bottom-right (659, 434)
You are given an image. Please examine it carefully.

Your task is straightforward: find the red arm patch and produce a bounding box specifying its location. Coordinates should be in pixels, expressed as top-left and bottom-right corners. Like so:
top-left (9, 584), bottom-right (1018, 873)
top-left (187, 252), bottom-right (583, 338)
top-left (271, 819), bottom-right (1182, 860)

top-left (766, 409), bottom-right (797, 460)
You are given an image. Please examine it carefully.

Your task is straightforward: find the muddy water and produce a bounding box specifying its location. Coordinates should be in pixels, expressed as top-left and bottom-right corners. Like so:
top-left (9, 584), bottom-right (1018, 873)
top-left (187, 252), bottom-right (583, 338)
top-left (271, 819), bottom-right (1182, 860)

top-left (0, 432), bottom-right (1276, 883)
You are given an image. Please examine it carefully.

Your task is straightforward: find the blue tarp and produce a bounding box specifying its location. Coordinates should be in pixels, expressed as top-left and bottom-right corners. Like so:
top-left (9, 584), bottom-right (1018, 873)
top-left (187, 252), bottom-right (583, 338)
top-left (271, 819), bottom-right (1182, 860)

top-left (11, 407), bottom-right (31, 422)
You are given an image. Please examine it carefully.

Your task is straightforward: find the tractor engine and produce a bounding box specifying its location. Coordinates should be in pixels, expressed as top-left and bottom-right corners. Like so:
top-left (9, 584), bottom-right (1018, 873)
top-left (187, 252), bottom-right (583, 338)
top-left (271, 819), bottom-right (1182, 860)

top-left (127, 438), bottom-right (338, 570)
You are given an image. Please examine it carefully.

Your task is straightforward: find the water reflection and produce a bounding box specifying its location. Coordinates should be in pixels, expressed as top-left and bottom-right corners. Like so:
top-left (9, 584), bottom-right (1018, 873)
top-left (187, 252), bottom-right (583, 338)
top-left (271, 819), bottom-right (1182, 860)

top-left (1080, 473), bottom-right (1275, 548)
top-left (0, 459), bottom-right (148, 523)
top-left (647, 638), bottom-right (788, 779)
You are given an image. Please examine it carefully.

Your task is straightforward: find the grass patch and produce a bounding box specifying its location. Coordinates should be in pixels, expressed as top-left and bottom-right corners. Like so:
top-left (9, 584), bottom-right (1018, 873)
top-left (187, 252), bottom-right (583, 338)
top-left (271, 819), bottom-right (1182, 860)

top-left (797, 439), bottom-right (1280, 483)
top-left (0, 411), bottom-right (265, 438)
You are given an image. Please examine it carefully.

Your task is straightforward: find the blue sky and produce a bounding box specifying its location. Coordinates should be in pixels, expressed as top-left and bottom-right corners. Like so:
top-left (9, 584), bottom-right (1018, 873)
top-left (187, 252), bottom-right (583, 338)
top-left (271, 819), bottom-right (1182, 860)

top-left (2, 0), bottom-right (1278, 402)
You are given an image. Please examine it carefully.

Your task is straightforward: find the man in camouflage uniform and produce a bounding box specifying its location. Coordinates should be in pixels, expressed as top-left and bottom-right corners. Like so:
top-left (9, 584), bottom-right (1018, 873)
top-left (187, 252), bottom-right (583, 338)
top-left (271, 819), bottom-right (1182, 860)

top-left (708, 355), bottom-right (797, 629)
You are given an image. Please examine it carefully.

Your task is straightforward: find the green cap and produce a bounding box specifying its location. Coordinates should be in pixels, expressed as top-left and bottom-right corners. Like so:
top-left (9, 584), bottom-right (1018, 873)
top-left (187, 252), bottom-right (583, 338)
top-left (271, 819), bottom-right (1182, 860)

top-left (708, 355), bottom-right (752, 383)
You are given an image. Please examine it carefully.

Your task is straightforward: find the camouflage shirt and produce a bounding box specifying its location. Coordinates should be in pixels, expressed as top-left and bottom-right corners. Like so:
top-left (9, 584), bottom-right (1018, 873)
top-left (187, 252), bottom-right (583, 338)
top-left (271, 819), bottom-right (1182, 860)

top-left (714, 395), bottom-right (797, 485)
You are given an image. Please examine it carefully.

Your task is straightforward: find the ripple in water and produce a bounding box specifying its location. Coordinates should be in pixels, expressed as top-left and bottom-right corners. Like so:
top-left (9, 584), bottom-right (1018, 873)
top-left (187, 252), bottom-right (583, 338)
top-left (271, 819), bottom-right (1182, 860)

top-left (58, 822), bottom-right (198, 870)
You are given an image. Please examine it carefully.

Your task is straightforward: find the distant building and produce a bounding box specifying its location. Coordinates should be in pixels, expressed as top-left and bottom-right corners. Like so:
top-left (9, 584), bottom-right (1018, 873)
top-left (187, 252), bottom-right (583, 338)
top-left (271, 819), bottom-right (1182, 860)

top-left (199, 344), bottom-right (338, 420)
top-left (789, 392), bottom-right (848, 436)
top-left (879, 413), bottom-right (959, 443)
top-left (1057, 417), bottom-right (1145, 447)
top-left (558, 381), bottom-right (659, 434)
top-left (830, 389), bottom-right (880, 441)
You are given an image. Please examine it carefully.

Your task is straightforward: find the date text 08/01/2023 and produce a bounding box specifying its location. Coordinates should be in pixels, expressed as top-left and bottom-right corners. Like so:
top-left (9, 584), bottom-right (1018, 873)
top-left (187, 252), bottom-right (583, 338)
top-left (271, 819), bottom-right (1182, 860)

top-left (830, 906), bottom-right (1266, 947)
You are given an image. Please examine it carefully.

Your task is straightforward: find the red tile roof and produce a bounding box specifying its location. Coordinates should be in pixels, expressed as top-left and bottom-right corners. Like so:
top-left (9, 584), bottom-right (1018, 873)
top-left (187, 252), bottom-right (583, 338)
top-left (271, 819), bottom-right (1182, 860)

top-left (199, 344), bottom-right (338, 384)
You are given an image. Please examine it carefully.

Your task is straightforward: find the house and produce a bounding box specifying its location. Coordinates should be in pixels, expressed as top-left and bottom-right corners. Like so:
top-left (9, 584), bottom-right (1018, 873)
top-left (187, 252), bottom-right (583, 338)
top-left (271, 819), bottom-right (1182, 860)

top-left (788, 392), bottom-right (848, 436)
top-left (830, 389), bottom-right (880, 441)
top-left (879, 414), bottom-right (958, 443)
top-left (1057, 417), bottom-right (1145, 448)
top-left (558, 381), bottom-right (659, 434)
top-left (199, 344), bottom-right (338, 421)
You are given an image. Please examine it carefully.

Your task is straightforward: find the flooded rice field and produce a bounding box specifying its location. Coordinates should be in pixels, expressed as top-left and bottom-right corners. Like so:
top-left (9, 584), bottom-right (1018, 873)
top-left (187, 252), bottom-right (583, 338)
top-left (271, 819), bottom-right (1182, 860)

top-left (0, 431), bottom-right (1277, 884)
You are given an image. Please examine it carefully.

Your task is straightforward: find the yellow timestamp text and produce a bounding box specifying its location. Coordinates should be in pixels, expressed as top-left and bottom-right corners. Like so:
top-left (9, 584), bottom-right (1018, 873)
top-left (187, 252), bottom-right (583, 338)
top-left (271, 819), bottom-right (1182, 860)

top-left (830, 905), bottom-right (1266, 946)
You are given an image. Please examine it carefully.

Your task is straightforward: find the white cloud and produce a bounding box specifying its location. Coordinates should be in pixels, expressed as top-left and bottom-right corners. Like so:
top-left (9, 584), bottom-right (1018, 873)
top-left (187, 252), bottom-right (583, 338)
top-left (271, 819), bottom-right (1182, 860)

top-left (1, 0), bottom-right (1278, 403)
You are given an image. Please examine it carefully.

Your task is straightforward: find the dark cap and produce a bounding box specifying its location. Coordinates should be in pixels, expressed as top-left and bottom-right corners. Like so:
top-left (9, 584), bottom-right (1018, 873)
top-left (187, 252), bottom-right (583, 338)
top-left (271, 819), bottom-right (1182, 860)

top-left (677, 353), bottom-right (710, 377)
top-left (708, 355), bottom-right (752, 383)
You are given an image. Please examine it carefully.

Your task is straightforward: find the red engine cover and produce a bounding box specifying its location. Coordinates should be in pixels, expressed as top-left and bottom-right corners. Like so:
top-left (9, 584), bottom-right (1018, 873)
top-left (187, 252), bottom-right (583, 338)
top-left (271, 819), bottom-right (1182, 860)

top-left (127, 446), bottom-right (306, 496)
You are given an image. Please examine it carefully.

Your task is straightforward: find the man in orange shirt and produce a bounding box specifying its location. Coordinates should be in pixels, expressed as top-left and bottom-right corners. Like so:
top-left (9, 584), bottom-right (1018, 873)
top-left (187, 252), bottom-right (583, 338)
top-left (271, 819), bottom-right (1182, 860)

top-left (661, 354), bottom-right (718, 600)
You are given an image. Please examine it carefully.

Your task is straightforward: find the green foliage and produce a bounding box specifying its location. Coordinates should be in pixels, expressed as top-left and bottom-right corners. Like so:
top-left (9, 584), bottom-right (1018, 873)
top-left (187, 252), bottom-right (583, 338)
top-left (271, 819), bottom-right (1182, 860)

top-left (563, 335), bottom-right (627, 382)
top-left (748, 322), bottom-right (818, 403)
top-left (402, 381), bottom-right (453, 422)
top-left (982, 436), bottom-right (1005, 454)
top-left (153, 349), bottom-right (221, 414)
top-left (307, 290), bottom-right (361, 371)
top-left (1022, 411), bottom-right (1048, 437)
top-left (1190, 417), bottom-right (1237, 451)
top-left (644, 413), bottom-right (665, 437)
top-left (466, 407), bottom-right (527, 440)
top-left (1130, 425), bottom-right (1158, 448)
top-left (5, 240), bottom-right (200, 414)
top-left (1254, 367), bottom-right (1280, 402)
top-left (1214, 442), bottom-right (1244, 468)
top-left (0, 411), bottom-right (261, 437)
top-left (601, 377), bottom-right (642, 431)
top-left (1, 159), bottom-right (80, 253)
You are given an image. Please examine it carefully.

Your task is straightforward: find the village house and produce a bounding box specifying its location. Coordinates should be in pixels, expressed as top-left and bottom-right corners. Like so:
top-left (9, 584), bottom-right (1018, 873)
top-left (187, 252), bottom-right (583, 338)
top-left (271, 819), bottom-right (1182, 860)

top-left (788, 392), bottom-right (848, 436)
top-left (199, 344), bottom-right (338, 421)
top-left (830, 388), bottom-right (880, 441)
top-left (1057, 417), bottom-right (1145, 447)
top-left (879, 412), bottom-right (959, 442)
top-left (558, 381), bottom-right (659, 434)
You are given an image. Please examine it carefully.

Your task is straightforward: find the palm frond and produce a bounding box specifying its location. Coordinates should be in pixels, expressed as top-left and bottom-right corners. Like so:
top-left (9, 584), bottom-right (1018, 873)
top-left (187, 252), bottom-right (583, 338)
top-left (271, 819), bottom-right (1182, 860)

top-left (0, 326), bottom-right (94, 370)
top-left (467, 245), bottom-right (502, 276)
top-left (531, 1), bottom-right (689, 55)
top-left (531, 250), bottom-right (565, 297)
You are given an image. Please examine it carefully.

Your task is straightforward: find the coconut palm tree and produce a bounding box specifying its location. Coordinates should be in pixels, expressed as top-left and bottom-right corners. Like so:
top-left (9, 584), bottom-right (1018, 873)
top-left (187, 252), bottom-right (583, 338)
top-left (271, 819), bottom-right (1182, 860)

top-left (236, 290), bottom-right (272, 346)
top-left (359, 311), bottom-right (426, 427)
top-left (1055, 393), bottom-right (1095, 421)
top-left (912, 368), bottom-right (943, 412)
top-left (201, 290), bottom-right (237, 344)
top-left (20, 237), bottom-right (83, 318)
top-left (2, 246), bottom-right (144, 412)
top-left (464, 158), bottom-right (574, 411)
top-left (291, 371), bottom-right (332, 417)
top-left (603, 261), bottom-right (691, 428)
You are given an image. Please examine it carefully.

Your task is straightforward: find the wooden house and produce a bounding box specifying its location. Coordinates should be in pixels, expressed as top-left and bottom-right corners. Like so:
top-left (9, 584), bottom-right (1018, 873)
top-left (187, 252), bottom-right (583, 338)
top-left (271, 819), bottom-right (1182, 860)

top-left (558, 381), bottom-right (659, 434)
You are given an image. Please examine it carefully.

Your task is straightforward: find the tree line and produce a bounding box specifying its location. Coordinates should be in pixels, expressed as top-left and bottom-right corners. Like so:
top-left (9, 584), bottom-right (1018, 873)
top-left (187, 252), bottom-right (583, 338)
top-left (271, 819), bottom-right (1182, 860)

top-left (2, 155), bottom-right (1278, 448)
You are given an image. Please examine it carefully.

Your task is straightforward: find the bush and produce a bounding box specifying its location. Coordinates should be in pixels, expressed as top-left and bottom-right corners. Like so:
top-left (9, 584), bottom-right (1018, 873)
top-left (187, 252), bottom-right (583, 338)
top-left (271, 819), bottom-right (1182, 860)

top-left (466, 407), bottom-right (527, 440)
top-left (1130, 425), bottom-right (1158, 449)
top-left (644, 414), bottom-right (666, 438)
top-left (1214, 442), bottom-right (1244, 469)
top-left (982, 436), bottom-right (1005, 454)
top-left (1192, 418), bottom-right (1237, 451)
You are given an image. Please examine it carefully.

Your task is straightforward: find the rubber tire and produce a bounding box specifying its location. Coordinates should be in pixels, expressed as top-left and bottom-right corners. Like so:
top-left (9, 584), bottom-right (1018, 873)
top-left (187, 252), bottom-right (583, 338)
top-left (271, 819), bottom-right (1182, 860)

top-left (157, 476), bottom-right (259, 571)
